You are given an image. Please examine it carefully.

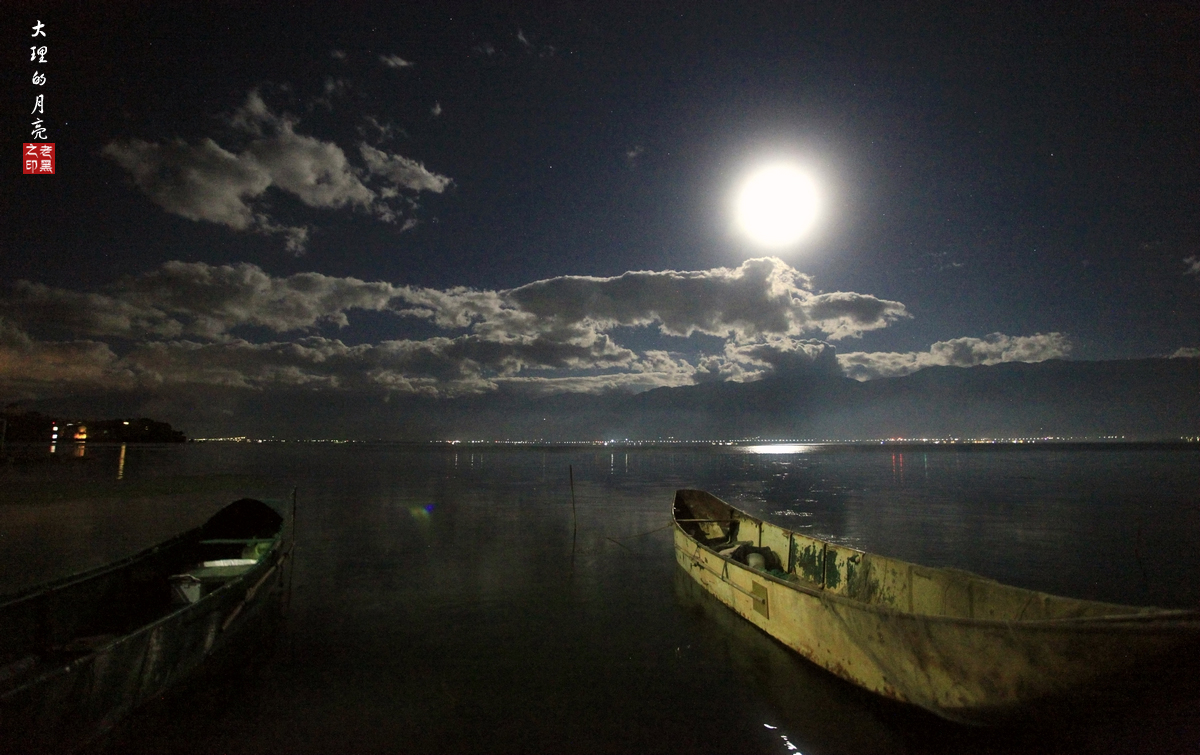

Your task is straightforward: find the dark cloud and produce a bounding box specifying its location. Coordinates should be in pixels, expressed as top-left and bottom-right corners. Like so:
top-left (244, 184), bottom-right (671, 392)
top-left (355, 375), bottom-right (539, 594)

top-left (0, 318), bottom-right (131, 399)
top-left (726, 338), bottom-right (840, 376)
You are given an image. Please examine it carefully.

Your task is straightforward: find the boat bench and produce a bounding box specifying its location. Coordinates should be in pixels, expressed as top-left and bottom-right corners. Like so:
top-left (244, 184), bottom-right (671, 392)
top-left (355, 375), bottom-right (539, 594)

top-left (169, 538), bottom-right (276, 605)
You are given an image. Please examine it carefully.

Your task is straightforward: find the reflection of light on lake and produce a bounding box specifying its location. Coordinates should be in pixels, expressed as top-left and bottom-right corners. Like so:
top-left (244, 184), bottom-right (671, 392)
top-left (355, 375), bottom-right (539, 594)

top-left (744, 443), bottom-right (819, 455)
top-left (117, 443), bottom-right (126, 480)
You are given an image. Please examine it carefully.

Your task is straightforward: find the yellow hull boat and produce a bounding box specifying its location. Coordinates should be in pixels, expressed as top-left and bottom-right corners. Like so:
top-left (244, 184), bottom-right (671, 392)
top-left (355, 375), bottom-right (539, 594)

top-left (673, 489), bottom-right (1200, 725)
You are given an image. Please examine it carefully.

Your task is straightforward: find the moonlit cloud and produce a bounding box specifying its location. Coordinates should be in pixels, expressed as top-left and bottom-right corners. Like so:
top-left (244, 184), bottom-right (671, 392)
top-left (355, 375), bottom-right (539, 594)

top-left (379, 54), bottom-right (413, 68)
top-left (102, 138), bottom-right (276, 232)
top-left (359, 144), bottom-right (453, 194)
top-left (1170, 347), bottom-right (1200, 358)
top-left (1185, 256), bottom-right (1200, 277)
top-left (725, 338), bottom-right (840, 376)
top-left (837, 332), bottom-right (1072, 381)
top-left (4, 262), bottom-right (401, 340)
top-left (104, 92), bottom-right (450, 252)
top-left (493, 257), bottom-right (908, 342)
top-left (0, 318), bottom-right (132, 398)
top-left (0, 258), bottom-right (931, 401)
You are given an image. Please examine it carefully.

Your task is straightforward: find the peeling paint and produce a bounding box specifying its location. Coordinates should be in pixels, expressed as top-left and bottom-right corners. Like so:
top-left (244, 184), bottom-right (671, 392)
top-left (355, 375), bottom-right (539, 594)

top-left (824, 553), bottom-right (841, 590)
top-left (792, 540), bottom-right (825, 586)
top-left (672, 487), bottom-right (1200, 726)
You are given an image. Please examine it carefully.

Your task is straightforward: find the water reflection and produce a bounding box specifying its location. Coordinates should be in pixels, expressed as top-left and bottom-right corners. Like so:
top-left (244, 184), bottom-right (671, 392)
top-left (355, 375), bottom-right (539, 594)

top-left (744, 443), bottom-right (821, 454)
top-left (891, 452), bottom-right (904, 485)
top-left (117, 443), bottom-right (126, 480)
top-left (2, 444), bottom-right (1197, 754)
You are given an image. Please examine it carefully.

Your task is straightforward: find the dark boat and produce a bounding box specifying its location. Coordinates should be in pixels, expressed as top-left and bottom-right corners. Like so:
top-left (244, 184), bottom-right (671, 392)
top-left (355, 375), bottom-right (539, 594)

top-left (0, 498), bottom-right (290, 753)
top-left (674, 488), bottom-right (1200, 725)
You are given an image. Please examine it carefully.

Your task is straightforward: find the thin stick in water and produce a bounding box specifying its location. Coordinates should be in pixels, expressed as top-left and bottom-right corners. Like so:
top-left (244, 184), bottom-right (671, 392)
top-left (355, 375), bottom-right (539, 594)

top-left (569, 465), bottom-right (578, 576)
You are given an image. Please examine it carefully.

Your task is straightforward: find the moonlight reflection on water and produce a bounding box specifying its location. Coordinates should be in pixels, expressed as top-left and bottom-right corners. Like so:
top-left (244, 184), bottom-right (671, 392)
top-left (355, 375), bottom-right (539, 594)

top-left (2, 442), bottom-right (1197, 754)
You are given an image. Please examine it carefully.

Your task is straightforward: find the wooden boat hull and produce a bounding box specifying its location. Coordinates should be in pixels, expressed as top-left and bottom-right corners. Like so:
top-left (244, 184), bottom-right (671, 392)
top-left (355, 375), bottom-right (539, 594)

top-left (672, 489), bottom-right (1200, 725)
top-left (0, 499), bottom-right (289, 753)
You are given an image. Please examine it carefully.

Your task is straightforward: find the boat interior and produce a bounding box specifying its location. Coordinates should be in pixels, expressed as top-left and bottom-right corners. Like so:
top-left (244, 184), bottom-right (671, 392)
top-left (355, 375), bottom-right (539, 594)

top-left (674, 489), bottom-right (1154, 623)
top-left (0, 499), bottom-right (283, 692)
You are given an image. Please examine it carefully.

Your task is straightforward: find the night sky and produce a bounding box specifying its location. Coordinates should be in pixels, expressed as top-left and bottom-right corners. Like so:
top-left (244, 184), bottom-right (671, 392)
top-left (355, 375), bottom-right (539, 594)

top-left (2, 3), bottom-right (1198, 433)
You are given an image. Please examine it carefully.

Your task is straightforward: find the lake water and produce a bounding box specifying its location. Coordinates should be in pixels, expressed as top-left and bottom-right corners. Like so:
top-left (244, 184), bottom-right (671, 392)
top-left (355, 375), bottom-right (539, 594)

top-left (2, 442), bottom-right (1199, 754)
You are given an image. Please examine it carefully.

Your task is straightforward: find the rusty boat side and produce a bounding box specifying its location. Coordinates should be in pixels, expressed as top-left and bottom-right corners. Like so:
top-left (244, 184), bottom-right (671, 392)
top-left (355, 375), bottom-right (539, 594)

top-left (672, 488), bottom-right (1200, 725)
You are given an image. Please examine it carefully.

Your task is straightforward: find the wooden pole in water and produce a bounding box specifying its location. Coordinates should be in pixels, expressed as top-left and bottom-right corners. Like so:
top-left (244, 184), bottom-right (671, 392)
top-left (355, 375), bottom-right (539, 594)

top-left (569, 465), bottom-right (578, 572)
top-left (286, 487), bottom-right (297, 615)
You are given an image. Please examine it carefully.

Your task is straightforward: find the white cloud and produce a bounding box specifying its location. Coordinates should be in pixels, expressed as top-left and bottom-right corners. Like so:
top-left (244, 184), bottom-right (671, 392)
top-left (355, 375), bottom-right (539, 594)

top-left (6, 262), bottom-right (402, 340)
top-left (431, 102), bottom-right (443, 117)
top-left (360, 144), bottom-right (453, 193)
top-left (488, 257), bottom-right (908, 342)
top-left (379, 54), bottom-right (413, 69)
top-left (102, 138), bottom-right (272, 231)
top-left (838, 332), bottom-right (1071, 381)
top-left (8, 255), bottom-right (905, 346)
top-left (330, 49), bottom-right (347, 60)
top-left (1170, 347), bottom-right (1200, 358)
top-left (1185, 256), bottom-right (1200, 277)
top-left (104, 92), bottom-right (450, 251)
top-left (1, 258), bottom-right (916, 399)
top-left (361, 115), bottom-right (400, 143)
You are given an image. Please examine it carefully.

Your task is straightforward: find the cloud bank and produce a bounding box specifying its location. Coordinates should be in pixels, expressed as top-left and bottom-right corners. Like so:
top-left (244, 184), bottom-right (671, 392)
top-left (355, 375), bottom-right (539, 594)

top-left (103, 92), bottom-right (450, 253)
top-left (838, 332), bottom-right (1071, 380)
top-left (0, 258), bottom-right (1067, 405)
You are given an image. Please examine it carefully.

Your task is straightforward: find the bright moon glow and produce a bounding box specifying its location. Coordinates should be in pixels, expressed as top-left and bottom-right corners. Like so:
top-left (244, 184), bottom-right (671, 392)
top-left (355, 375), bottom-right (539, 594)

top-left (735, 165), bottom-right (819, 248)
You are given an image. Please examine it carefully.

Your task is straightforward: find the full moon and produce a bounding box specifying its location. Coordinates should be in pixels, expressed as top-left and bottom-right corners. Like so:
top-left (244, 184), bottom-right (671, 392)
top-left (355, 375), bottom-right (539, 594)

top-left (734, 164), bottom-right (820, 248)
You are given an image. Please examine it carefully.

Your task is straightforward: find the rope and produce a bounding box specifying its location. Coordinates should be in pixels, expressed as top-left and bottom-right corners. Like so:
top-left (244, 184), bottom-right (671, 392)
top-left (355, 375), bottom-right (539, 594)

top-left (603, 521), bottom-right (675, 551)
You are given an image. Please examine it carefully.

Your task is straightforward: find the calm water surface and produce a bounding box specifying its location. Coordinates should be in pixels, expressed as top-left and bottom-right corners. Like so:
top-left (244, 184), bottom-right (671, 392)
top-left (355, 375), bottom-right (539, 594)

top-left (2, 443), bottom-right (1198, 754)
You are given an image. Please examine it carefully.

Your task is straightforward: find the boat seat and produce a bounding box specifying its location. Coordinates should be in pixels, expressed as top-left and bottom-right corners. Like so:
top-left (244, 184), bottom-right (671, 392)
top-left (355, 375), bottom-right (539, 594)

top-left (169, 558), bottom-right (261, 604)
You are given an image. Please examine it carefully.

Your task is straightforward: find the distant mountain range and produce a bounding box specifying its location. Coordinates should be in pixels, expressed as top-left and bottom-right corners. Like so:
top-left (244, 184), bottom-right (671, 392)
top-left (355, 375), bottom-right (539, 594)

top-left (364, 356), bottom-right (1200, 441)
top-left (607, 356), bottom-right (1200, 442)
top-left (14, 357), bottom-right (1199, 442)
top-left (422, 355), bottom-right (1200, 439)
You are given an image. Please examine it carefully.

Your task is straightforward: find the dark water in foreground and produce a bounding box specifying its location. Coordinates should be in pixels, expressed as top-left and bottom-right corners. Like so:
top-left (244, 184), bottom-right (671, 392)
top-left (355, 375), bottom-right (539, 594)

top-left (2, 443), bottom-right (1199, 754)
